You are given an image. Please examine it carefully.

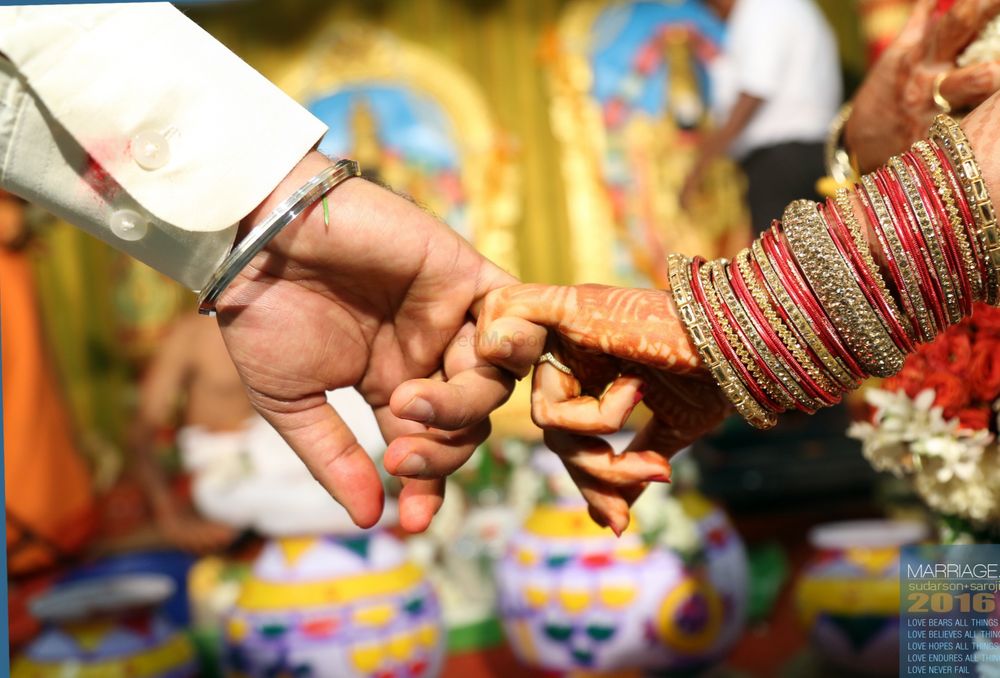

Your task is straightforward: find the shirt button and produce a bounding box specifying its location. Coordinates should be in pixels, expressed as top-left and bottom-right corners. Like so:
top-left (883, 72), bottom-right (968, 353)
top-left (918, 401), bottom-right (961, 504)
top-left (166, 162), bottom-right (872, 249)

top-left (131, 131), bottom-right (170, 171)
top-left (110, 209), bottom-right (149, 241)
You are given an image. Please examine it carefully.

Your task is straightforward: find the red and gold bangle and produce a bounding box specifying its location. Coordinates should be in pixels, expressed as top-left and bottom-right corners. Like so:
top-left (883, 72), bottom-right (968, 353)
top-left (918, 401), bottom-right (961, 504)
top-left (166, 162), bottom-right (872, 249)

top-left (876, 165), bottom-right (948, 330)
top-left (668, 253), bottom-right (777, 429)
top-left (930, 114), bottom-right (1000, 305)
top-left (763, 223), bottom-right (867, 381)
top-left (824, 195), bottom-right (915, 353)
top-left (859, 174), bottom-right (934, 342)
top-left (874, 167), bottom-right (948, 334)
top-left (751, 238), bottom-right (857, 392)
top-left (708, 259), bottom-right (816, 412)
top-left (890, 155), bottom-right (963, 325)
top-left (729, 250), bottom-right (837, 406)
top-left (696, 258), bottom-right (785, 414)
top-left (781, 199), bottom-right (903, 377)
top-left (904, 148), bottom-right (973, 316)
top-left (910, 141), bottom-right (983, 314)
top-left (930, 140), bottom-right (988, 298)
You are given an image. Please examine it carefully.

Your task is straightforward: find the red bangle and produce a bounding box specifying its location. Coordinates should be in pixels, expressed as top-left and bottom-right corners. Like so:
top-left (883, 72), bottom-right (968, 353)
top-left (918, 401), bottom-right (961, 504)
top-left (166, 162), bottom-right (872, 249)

top-left (884, 162), bottom-right (955, 329)
top-left (763, 223), bottom-right (867, 380)
top-left (820, 199), bottom-right (915, 353)
top-left (710, 262), bottom-right (798, 412)
top-left (857, 181), bottom-right (927, 342)
top-left (688, 257), bottom-right (781, 413)
top-left (903, 150), bottom-right (971, 316)
top-left (728, 254), bottom-right (837, 406)
top-left (932, 141), bottom-right (988, 293)
top-left (874, 168), bottom-right (948, 333)
top-left (747, 251), bottom-right (849, 395)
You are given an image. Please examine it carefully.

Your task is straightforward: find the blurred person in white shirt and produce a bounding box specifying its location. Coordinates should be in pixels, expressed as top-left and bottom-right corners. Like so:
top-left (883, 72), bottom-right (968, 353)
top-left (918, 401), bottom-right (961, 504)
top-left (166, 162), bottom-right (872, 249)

top-left (681, 0), bottom-right (842, 235)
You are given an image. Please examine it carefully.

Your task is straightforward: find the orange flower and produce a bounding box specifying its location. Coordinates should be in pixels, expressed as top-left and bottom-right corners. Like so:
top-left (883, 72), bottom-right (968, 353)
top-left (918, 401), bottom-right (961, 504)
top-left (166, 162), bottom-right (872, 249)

top-left (922, 371), bottom-right (970, 418)
top-left (970, 304), bottom-right (1000, 335)
top-left (921, 329), bottom-right (972, 375)
top-left (968, 340), bottom-right (1000, 403)
top-left (955, 407), bottom-right (991, 432)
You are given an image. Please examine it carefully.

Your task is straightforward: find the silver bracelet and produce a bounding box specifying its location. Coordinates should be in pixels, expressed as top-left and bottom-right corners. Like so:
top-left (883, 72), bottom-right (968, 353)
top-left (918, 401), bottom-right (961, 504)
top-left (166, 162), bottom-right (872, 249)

top-left (197, 158), bottom-right (361, 315)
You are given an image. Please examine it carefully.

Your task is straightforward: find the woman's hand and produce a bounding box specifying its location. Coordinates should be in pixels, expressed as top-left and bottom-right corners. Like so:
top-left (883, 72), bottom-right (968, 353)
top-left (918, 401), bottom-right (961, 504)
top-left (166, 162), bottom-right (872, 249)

top-left (848, 0), bottom-right (1000, 173)
top-left (472, 284), bottom-right (729, 533)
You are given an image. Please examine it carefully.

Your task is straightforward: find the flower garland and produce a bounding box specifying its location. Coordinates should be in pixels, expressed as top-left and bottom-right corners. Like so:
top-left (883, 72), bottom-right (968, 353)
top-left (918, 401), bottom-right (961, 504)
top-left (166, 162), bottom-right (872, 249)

top-left (850, 304), bottom-right (1000, 531)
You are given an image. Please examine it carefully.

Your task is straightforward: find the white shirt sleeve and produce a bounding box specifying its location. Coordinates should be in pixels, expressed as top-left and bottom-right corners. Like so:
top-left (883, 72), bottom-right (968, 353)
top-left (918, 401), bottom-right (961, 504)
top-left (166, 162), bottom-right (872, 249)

top-left (0, 3), bottom-right (327, 290)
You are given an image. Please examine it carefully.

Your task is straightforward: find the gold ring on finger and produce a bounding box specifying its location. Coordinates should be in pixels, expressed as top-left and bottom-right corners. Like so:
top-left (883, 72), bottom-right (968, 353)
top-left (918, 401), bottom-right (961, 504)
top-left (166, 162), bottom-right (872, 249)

top-left (933, 72), bottom-right (953, 114)
top-left (537, 352), bottom-right (574, 376)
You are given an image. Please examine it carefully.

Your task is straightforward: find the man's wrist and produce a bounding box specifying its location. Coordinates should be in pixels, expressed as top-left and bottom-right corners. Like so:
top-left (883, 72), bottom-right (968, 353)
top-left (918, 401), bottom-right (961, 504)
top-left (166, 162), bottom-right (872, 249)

top-left (237, 150), bottom-right (335, 244)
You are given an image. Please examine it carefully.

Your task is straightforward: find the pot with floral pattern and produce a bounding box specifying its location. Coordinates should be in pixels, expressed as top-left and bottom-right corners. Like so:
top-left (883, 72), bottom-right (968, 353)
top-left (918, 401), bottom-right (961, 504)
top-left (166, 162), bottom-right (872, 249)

top-left (495, 490), bottom-right (747, 674)
top-left (796, 520), bottom-right (928, 676)
top-left (12, 575), bottom-right (197, 678)
top-left (224, 531), bottom-right (444, 678)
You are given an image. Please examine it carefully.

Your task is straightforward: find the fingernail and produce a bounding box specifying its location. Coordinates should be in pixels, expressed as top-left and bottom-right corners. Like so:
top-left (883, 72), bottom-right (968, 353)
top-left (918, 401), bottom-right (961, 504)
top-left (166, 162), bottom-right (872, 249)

top-left (395, 455), bottom-right (427, 477)
top-left (400, 397), bottom-right (434, 423)
top-left (633, 389), bottom-right (645, 406)
top-left (647, 473), bottom-right (672, 483)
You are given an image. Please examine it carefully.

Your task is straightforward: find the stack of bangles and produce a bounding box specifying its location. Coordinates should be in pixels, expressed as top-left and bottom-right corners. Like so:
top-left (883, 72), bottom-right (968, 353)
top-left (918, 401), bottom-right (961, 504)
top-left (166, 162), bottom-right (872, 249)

top-left (669, 114), bottom-right (1000, 429)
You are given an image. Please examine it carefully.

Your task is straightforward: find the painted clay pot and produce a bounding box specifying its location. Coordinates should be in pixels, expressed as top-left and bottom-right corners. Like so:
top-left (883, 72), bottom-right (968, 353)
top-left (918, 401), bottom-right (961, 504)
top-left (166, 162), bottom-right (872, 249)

top-left (796, 520), bottom-right (928, 676)
top-left (224, 531), bottom-right (445, 678)
top-left (496, 494), bottom-right (747, 674)
top-left (12, 574), bottom-right (197, 678)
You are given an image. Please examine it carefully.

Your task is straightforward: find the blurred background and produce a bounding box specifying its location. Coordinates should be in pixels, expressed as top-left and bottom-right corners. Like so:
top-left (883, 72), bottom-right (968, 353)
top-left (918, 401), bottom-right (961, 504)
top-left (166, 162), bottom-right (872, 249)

top-left (6, 1), bottom-right (995, 677)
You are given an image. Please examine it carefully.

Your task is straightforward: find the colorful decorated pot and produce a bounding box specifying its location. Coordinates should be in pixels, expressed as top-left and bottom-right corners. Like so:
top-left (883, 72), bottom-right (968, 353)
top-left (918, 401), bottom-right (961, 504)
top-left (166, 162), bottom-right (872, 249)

top-left (12, 574), bottom-right (197, 678)
top-left (224, 531), bottom-right (444, 678)
top-left (495, 495), bottom-right (747, 674)
top-left (796, 520), bottom-right (928, 676)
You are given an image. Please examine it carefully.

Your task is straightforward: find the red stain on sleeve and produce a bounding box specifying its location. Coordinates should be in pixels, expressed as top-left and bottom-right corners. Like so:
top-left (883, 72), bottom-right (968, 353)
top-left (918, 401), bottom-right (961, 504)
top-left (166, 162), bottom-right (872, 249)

top-left (80, 138), bottom-right (129, 202)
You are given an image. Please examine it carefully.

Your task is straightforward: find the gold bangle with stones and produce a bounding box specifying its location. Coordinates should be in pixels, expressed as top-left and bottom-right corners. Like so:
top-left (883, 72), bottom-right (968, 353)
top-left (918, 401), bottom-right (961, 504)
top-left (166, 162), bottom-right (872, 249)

top-left (751, 238), bottom-right (858, 391)
top-left (700, 260), bottom-right (787, 413)
top-left (708, 258), bottom-right (823, 412)
top-left (914, 140), bottom-right (983, 302)
top-left (735, 248), bottom-right (839, 399)
top-left (667, 253), bottom-right (777, 429)
top-left (889, 155), bottom-right (963, 325)
top-left (834, 188), bottom-right (914, 343)
top-left (782, 199), bottom-right (904, 377)
top-left (930, 114), bottom-right (1000, 305)
top-left (860, 174), bottom-right (938, 343)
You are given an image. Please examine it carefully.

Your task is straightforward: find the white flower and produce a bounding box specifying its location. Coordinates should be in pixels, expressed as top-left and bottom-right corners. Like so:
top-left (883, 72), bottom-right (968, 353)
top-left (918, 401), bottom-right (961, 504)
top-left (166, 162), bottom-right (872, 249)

top-left (853, 387), bottom-right (1000, 528)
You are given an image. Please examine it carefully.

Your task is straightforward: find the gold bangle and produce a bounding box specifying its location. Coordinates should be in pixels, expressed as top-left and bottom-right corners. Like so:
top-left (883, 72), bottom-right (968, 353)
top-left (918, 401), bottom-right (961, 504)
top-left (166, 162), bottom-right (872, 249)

top-left (782, 199), bottom-right (904, 377)
top-left (735, 248), bottom-right (840, 399)
top-left (889, 155), bottom-right (963, 325)
top-left (700, 260), bottom-right (787, 412)
top-left (709, 259), bottom-right (822, 412)
top-left (929, 114), bottom-right (1000, 305)
top-left (834, 188), bottom-right (914, 342)
top-left (751, 238), bottom-right (858, 391)
top-left (860, 174), bottom-right (937, 343)
top-left (667, 253), bottom-right (777, 429)
top-left (914, 140), bottom-right (984, 303)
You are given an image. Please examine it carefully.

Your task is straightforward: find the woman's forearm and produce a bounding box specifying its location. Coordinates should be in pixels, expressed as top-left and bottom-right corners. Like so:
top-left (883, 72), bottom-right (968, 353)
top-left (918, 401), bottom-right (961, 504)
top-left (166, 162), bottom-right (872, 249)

top-left (670, 110), bottom-right (1000, 429)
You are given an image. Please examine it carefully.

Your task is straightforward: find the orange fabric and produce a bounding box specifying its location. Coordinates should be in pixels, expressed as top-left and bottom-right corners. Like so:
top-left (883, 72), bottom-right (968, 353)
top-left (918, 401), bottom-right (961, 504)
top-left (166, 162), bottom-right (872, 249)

top-left (1, 247), bottom-right (96, 576)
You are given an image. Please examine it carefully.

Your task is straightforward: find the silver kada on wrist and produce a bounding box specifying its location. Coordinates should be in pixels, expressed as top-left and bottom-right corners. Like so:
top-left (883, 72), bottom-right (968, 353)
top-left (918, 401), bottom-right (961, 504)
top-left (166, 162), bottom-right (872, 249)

top-left (196, 158), bottom-right (361, 316)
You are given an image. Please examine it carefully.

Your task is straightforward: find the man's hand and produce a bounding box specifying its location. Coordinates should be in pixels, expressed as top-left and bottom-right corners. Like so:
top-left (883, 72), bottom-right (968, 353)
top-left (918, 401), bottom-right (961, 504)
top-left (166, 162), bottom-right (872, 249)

top-left (848, 0), bottom-right (1000, 173)
top-left (214, 151), bottom-right (542, 532)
